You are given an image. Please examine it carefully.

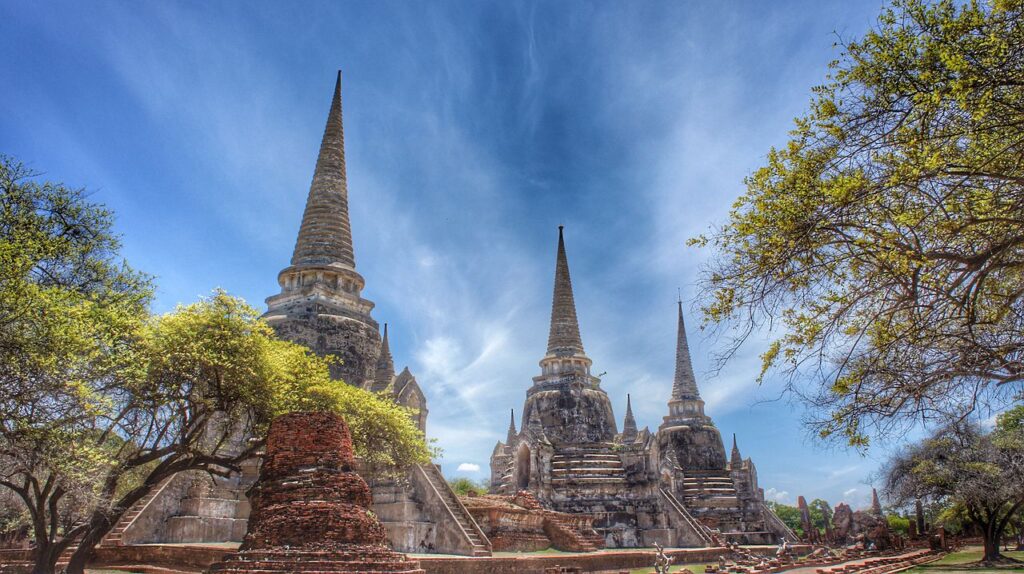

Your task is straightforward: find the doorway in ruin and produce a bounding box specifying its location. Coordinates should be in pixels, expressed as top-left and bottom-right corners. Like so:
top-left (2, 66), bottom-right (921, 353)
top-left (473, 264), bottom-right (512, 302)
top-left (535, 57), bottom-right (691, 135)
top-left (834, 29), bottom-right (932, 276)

top-left (515, 443), bottom-right (531, 490)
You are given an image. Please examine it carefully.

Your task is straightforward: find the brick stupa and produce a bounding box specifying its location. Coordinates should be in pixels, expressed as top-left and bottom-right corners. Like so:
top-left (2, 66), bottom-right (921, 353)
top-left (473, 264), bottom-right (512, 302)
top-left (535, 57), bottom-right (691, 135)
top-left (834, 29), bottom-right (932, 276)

top-left (208, 412), bottom-right (424, 574)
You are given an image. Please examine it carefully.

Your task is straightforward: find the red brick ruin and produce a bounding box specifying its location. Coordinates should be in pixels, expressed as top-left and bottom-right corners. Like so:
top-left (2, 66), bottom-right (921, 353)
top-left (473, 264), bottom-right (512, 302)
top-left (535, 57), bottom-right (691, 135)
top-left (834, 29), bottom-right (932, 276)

top-left (207, 411), bottom-right (424, 573)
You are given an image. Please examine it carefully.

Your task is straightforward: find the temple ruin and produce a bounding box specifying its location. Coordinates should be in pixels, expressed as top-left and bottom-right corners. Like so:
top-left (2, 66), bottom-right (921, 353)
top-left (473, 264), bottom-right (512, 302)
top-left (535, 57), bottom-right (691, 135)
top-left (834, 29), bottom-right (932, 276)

top-left (489, 227), bottom-right (797, 547)
top-left (98, 72), bottom-right (487, 557)
top-left (100, 71), bottom-right (793, 557)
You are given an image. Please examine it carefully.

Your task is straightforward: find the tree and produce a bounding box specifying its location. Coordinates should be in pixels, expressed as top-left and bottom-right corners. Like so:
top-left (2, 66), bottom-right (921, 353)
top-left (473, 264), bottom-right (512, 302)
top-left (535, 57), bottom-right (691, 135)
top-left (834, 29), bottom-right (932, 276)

top-left (693, 0), bottom-right (1024, 445)
top-left (1, 154), bottom-right (153, 572)
top-left (448, 477), bottom-right (487, 497)
top-left (886, 514), bottom-right (910, 537)
top-left (766, 501), bottom-right (804, 536)
top-left (882, 406), bottom-right (1024, 563)
top-left (809, 498), bottom-right (832, 535)
top-left (0, 158), bottom-right (432, 573)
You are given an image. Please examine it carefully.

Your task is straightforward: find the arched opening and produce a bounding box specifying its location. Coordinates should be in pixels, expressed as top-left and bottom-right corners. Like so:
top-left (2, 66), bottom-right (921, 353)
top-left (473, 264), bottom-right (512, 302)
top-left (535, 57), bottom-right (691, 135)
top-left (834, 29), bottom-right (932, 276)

top-left (515, 443), bottom-right (531, 490)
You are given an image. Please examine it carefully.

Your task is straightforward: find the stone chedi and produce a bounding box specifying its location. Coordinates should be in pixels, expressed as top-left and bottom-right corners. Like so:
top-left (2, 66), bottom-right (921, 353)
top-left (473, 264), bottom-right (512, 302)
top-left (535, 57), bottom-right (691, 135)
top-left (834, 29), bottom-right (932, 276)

top-left (263, 71), bottom-right (383, 389)
top-left (98, 73), bottom-right (487, 558)
top-left (490, 227), bottom-right (796, 548)
top-left (208, 411), bottom-right (424, 574)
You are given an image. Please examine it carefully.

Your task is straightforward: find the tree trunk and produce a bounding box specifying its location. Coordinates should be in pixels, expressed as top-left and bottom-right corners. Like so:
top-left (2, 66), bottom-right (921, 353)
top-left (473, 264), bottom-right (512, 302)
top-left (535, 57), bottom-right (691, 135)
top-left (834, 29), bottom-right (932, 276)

top-left (64, 512), bottom-right (116, 574)
top-left (65, 540), bottom-right (92, 574)
top-left (31, 543), bottom-right (59, 574)
top-left (983, 520), bottom-right (1002, 563)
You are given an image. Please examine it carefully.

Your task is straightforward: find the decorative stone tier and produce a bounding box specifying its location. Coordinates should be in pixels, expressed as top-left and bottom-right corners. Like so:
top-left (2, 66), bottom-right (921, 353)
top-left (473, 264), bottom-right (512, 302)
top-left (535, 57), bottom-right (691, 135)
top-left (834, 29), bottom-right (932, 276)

top-left (206, 412), bottom-right (423, 574)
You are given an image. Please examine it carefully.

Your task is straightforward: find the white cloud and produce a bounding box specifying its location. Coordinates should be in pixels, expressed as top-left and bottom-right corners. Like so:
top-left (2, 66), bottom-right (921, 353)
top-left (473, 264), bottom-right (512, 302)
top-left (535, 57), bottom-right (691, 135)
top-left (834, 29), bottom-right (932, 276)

top-left (829, 465), bottom-right (862, 479)
top-left (843, 488), bottom-right (858, 498)
top-left (457, 463), bottom-right (481, 473)
top-left (765, 488), bottom-right (790, 504)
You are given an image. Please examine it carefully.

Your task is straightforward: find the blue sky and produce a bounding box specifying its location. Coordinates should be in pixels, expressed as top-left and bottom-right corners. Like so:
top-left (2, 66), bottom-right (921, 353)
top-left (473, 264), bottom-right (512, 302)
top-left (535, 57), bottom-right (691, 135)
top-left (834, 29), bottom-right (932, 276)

top-left (2, 0), bottom-right (909, 509)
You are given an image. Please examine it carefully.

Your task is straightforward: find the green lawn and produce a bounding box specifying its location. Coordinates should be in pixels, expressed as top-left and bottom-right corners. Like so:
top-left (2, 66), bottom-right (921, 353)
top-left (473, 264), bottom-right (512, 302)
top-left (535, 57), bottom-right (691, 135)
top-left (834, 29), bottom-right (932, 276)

top-left (903, 546), bottom-right (1024, 574)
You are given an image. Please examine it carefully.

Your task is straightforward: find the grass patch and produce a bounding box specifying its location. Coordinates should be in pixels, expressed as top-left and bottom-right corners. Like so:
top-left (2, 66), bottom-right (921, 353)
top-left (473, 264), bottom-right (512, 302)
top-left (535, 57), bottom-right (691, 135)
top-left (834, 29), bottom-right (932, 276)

top-left (903, 546), bottom-right (1024, 574)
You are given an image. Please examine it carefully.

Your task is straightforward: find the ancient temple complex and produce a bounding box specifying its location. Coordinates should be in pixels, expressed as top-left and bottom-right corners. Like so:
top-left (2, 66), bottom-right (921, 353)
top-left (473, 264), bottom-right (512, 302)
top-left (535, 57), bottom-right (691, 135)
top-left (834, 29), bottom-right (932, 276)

top-left (489, 227), bottom-right (797, 547)
top-left (98, 72), bottom-right (791, 558)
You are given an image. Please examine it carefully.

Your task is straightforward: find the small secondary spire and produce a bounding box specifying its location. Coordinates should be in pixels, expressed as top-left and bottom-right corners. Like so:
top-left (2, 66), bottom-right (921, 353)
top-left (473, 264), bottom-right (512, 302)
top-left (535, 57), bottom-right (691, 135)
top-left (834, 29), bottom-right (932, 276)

top-left (507, 409), bottom-right (517, 444)
top-left (622, 394), bottom-right (638, 440)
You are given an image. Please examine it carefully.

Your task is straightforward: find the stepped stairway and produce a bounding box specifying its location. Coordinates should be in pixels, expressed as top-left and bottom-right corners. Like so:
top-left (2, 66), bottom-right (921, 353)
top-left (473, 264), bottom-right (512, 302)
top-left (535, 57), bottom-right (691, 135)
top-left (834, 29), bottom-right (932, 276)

top-left (658, 487), bottom-right (715, 546)
top-left (542, 514), bottom-right (605, 552)
top-left (550, 444), bottom-right (626, 487)
top-left (413, 464), bottom-right (492, 556)
top-left (100, 477), bottom-right (175, 547)
top-left (761, 501), bottom-right (799, 542)
top-left (679, 470), bottom-right (773, 543)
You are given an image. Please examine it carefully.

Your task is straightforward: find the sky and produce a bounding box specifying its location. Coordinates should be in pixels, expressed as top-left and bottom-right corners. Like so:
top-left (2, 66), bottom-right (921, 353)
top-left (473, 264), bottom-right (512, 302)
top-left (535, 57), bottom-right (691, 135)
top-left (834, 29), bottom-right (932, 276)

top-left (1, 0), bottom-right (912, 509)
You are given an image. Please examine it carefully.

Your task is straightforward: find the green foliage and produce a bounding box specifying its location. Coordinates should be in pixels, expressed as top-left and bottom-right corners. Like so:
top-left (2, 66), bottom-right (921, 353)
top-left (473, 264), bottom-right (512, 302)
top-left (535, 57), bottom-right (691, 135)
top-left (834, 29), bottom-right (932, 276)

top-left (883, 418), bottom-right (1024, 560)
top-left (448, 477), bottom-right (488, 496)
top-left (146, 292), bottom-right (435, 468)
top-left (766, 501), bottom-right (805, 535)
top-left (887, 513), bottom-right (910, 536)
top-left (694, 0), bottom-right (1024, 445)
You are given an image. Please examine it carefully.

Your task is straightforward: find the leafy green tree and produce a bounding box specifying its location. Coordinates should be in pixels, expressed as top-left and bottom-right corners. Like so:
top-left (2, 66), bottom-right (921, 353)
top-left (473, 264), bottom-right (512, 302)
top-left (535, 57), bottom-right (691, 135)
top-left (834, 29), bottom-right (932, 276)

top-left (693, 0), bottom-right (1024, 445)
top-left (766, 501), bottom-right (804, 536)
top-left (448, 477), bottom-right (487, 497)
top-left (0, 158), bottom-right (432, 574)
top-left (809, 498), bottom-right (832, 535)
top-left (883, 406), bottom-right (1024, 563)
top-left (886, 514), bottom-right (910, 536)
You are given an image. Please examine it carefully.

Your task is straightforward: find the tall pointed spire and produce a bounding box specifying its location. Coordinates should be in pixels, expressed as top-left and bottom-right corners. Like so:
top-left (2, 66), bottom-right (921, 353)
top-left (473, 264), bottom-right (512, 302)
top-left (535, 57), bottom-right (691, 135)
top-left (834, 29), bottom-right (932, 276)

top-left (291, 71), bottom-right (356, 269)
top-left (507, 409), bottom-right (517, 444)
top-left (671, 300), bottom-right (700, 401)
top-left (731, 433), bottom-right (743, 467)
top-left (622, 394), bottom-right (638, 441)
top-left (546, 226), bottom-right (585, 357)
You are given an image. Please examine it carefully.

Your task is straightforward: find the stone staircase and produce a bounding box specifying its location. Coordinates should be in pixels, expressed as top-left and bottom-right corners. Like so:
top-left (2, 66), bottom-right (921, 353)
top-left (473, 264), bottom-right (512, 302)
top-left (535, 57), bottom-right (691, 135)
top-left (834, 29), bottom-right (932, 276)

top-left (414, 464), bottom-right (492, 556)
top-left (542, 514), bottom-right (605, 552)
top-left (681, 470), bottom-right (739, 500)
top-left (100, 477), bottom-right (174, 547)
top-left (679, 470), bottom-right (774, 543)
top-left (761, 501), bottom-right (799, 542)
top-left (658, 487), bottom-right (715, 546)
top-left (550, 444), bottom-right (626, 486)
